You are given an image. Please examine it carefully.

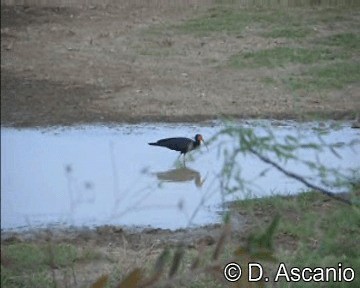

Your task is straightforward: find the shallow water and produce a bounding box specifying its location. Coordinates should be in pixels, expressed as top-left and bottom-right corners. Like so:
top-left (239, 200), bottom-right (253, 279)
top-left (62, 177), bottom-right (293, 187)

top-left (1, 121), bottom-right (359, 231)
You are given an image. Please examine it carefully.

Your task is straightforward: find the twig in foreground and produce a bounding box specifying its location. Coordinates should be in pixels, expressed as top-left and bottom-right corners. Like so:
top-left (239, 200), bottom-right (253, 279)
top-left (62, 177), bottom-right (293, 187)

top-left (248, 148), bottom-right (353, 205)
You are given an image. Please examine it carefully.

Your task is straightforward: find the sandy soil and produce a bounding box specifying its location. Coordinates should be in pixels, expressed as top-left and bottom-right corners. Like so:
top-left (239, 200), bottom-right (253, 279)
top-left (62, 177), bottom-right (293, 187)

top-left (2, 3), bottom-right (359, 127)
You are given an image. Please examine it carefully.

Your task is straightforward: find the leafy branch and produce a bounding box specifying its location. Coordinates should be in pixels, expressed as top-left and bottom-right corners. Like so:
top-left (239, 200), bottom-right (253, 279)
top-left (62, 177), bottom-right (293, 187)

top-left (215, 124), bottom-right (359, 205)
top-left (248, 147), bottom-right (352, 205)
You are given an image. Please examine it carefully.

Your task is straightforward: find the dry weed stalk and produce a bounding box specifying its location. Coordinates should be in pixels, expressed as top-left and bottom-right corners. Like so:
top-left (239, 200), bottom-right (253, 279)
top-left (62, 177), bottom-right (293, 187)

top-left (91, 217), bottom-right (279, 288)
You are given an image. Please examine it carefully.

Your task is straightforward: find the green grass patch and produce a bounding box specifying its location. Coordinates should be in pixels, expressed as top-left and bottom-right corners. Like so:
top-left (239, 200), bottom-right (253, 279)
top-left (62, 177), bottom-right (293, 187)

top-left (1, 269), bottom-right (54, 288)
top-left (286, 61), bottom-right (360, 91)
top-left (314, 7), bottom-right (358, 24)
top-left (319, 33), bottom-right (360, 50)
top-left (175, 8), bottom-right (291, 36)
top-left (262, 26), bottom-right (312, 39)
top-left (234, 188), bottom-right (360, 287)
top-left (229, 47), bottom-right (342, 68)
top-left (2, 243), bottom-right (77, 272)
top-left (1, 243), bottom-right (78, 288)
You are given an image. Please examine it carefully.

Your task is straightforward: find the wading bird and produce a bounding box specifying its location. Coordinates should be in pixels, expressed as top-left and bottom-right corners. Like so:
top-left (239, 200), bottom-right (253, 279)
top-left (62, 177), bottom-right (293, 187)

top-left (148, 134), bottom-right (208, 164)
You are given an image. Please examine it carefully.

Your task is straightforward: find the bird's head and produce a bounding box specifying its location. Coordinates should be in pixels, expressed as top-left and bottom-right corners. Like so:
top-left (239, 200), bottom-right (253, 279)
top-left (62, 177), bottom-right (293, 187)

top-left (195, 134), bottom-right (209, 151)
top-left (195, 134), bottom-right (203, 142)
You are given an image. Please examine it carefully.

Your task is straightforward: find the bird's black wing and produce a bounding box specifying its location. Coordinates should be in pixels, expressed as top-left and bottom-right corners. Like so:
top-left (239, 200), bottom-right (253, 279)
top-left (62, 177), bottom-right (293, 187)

top-left (149, 137), bottom-right (192, 153)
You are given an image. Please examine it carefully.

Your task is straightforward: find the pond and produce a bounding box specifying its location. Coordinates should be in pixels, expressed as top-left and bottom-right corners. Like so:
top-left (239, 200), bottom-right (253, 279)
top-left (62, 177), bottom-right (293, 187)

top-left (1, 121), bottom-right (359, 231)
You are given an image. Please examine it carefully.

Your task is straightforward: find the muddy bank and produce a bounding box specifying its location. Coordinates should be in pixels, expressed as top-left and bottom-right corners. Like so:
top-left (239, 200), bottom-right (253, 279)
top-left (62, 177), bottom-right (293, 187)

top-left (2, 189), bottom-right (359, 288)
top-left (1, 224), bottom-right (225, 249)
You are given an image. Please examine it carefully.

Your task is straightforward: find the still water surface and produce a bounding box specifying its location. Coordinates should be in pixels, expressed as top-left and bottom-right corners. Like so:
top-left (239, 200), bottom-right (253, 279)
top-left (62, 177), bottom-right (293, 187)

top-left (1, 121), bottom-right (359, 230)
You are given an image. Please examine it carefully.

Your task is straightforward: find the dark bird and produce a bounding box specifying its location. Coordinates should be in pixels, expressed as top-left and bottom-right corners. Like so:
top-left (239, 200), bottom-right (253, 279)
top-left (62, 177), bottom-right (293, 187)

top-left (149, 134), bottom-right (208, 164)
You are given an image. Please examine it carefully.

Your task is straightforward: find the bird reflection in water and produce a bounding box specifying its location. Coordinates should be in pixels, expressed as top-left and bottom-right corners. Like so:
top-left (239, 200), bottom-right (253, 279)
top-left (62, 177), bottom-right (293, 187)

top-left (154, 167), bottom-right (206, 188)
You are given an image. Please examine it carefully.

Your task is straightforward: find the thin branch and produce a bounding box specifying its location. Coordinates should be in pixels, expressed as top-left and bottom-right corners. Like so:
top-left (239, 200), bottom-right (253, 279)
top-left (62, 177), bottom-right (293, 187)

top-left (248, 148), bottom-right (353, 205)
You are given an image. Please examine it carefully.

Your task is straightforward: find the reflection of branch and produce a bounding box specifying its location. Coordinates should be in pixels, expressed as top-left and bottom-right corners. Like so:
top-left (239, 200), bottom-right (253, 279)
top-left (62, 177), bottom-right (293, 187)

top-left (248, 148), bottom-right (352, 205)
top-left (187, 176), bottom-right (219, 227)
top-left (109, 142), bottom-right (120, 200)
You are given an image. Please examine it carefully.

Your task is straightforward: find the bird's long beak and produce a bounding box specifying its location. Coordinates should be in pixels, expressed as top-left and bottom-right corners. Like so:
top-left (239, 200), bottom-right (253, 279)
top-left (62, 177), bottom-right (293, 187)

top-left (202, 139), bottom-right (209, 151)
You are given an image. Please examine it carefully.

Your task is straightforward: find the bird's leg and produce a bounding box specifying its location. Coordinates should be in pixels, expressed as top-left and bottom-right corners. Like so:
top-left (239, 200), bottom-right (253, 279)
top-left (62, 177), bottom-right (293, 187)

top-left (177, 153), bottom-right (184, 166)
top-left (183, 154), bottom-right (186, 166)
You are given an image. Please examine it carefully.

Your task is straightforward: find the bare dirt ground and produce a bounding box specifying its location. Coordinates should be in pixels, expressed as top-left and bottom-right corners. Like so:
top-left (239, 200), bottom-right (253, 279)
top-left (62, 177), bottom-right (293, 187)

top-left (2, 2), bottom-right (359, 127)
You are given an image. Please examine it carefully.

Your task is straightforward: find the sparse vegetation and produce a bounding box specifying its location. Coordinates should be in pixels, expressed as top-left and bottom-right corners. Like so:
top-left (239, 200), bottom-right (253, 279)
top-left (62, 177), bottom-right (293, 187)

top-left (1, 243), bottom-right (78, 287)
top-left (233, 188), bottom-right (360, 288)
top-left (229, 47), bottom-right (344, 68)
top-left (286, 61), bottom-right (360, 91)
top-left (318, 32), bottom-right (360, 50)
top-left (262, 26), bottom-right (312, 39)
top-left (176, 8), bottom-right (270, 36)
top-left (172, 5), bottom-right (359, 103)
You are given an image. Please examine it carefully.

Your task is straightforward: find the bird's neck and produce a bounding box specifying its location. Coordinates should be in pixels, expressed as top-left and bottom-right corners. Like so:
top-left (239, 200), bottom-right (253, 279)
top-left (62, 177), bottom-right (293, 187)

top-left (194, 140), bottom-right (201, 148)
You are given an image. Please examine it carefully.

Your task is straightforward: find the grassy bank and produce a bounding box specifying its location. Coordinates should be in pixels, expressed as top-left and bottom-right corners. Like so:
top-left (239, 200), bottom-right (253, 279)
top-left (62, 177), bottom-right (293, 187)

top-left (232, 189), bottom-right (360, 287)
top-left (2, 187), bottom-right (359, 287)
